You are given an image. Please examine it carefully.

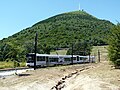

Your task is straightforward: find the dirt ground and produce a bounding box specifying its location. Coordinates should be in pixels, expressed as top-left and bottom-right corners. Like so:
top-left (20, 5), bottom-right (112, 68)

top-left (0, 46), bottom-right (120, 90)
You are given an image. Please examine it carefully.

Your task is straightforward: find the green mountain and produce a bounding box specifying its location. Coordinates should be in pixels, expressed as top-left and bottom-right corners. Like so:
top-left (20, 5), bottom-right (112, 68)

top-left (0, 10), bottom-right (114, 61)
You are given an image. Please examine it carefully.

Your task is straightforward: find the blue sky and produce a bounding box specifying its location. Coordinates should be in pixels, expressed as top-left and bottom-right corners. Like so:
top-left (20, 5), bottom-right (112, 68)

top-left (0, 0), bottom-right (120, 40)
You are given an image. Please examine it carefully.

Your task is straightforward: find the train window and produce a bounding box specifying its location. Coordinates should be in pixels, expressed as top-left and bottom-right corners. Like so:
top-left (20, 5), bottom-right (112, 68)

top-left (49, 57), bottom-right (58, 62)
top-left (73, 57), bottom-right (76, 60)
top-left (37, 56), bottom-right (45, 61)
top-left (83, 57), bottom-right (88, 60)
top-left (80, 57), bottom-right (83, 60)
top-left (80, 57), bottom-right (88, 60)
top-left (27, 60), bottom-right (34, 63)
top-left (27, 56), bottom-right (34, 63)
top-left (64, 58), bottom-right (71, 61)
top-left (26, 54), bottom-right (35, 62)
top-left (27, 56), bottom-right (34, 61)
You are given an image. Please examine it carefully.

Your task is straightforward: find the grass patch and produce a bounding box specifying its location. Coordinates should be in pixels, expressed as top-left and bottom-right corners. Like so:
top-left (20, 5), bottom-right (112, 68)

top-left (50, 46), bottom-right (108, 56)
top-left (91, 45), bottom-right (108, 62)
top-left (50, 49), bottom-right (68, 55)
top-left (91, 46), bottom-right (108, 55)
top-left (0, 61), bottom-right (14, 69)
top-left (0, 61), bottom-right (26, 69)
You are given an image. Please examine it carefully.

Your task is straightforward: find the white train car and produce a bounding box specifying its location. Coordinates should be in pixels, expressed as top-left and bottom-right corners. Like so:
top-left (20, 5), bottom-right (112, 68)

top-left (26, 53), bottom-right (95, 67)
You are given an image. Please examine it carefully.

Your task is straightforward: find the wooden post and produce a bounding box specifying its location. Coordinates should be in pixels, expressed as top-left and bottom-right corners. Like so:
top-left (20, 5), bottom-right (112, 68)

top-left (98, 49), bottom-right (100, 62)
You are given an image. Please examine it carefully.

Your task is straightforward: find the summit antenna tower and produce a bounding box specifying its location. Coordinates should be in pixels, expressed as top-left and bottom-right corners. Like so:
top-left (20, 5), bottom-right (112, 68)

top-left (79, 3), bottom-right (80, 11)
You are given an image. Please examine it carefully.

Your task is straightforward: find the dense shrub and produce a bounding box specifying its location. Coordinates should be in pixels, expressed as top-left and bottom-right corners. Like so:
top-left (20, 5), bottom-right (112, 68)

top-left (108, 23), bottom-right (120, 67)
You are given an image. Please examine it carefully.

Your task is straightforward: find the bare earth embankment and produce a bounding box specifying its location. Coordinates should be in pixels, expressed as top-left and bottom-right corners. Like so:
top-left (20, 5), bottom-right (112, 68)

top-left (0, 46), bottom-right (120, 90)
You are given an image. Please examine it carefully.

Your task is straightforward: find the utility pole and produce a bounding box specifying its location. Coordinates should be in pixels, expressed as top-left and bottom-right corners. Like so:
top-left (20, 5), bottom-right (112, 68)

top-left (34, 32), bottom-right (38, 70)
top-left (71, 43), bottom-right (73, 64)
top-left (89, 52), bottom-right (91, 63)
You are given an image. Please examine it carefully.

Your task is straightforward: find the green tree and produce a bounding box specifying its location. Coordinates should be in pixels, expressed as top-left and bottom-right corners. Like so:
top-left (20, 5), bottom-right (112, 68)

top-left (0, 43), bottom-right (12, 61)
top-left (108, 23), bottom-right (120, 67)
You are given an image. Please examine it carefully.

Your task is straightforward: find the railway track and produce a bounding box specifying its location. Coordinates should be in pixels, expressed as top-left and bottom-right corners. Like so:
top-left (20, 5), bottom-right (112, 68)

top-left (0, 63), bottom-right (93, 78)
top-left (0, 67), bottom-right (33, 77)
top-left (0, 67), bottom-right (30, 72)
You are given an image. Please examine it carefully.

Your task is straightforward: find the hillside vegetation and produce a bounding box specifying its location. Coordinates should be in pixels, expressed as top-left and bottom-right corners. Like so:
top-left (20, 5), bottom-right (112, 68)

top-left (0, 10), bottom-right (114, 62)
top-left (108, 24), bottom-right (120, 67)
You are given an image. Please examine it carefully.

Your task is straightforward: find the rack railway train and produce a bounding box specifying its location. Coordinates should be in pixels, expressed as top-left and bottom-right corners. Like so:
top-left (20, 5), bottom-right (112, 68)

top-left (26, 53), bottom-right (95, 67)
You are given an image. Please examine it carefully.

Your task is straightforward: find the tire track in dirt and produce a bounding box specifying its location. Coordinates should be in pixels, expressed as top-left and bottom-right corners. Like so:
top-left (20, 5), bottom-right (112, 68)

top-left (50, 66), bottom-right (94, 90)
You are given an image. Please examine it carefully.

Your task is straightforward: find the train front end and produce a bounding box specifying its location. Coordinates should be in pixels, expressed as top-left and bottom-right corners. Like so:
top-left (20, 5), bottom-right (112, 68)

top-left (26, 53), bottom-right (35, 67)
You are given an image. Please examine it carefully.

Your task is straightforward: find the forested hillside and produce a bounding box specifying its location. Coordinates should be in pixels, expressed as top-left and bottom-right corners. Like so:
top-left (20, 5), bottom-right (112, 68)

top-left (0, 10), bottom-right (114, 62)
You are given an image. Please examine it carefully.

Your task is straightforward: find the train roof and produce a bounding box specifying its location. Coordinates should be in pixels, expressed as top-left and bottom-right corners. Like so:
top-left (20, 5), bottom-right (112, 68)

top-left (27, 53), bottom-right (77, 57)
top-left (26, 53), bottom-right (94, 58)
